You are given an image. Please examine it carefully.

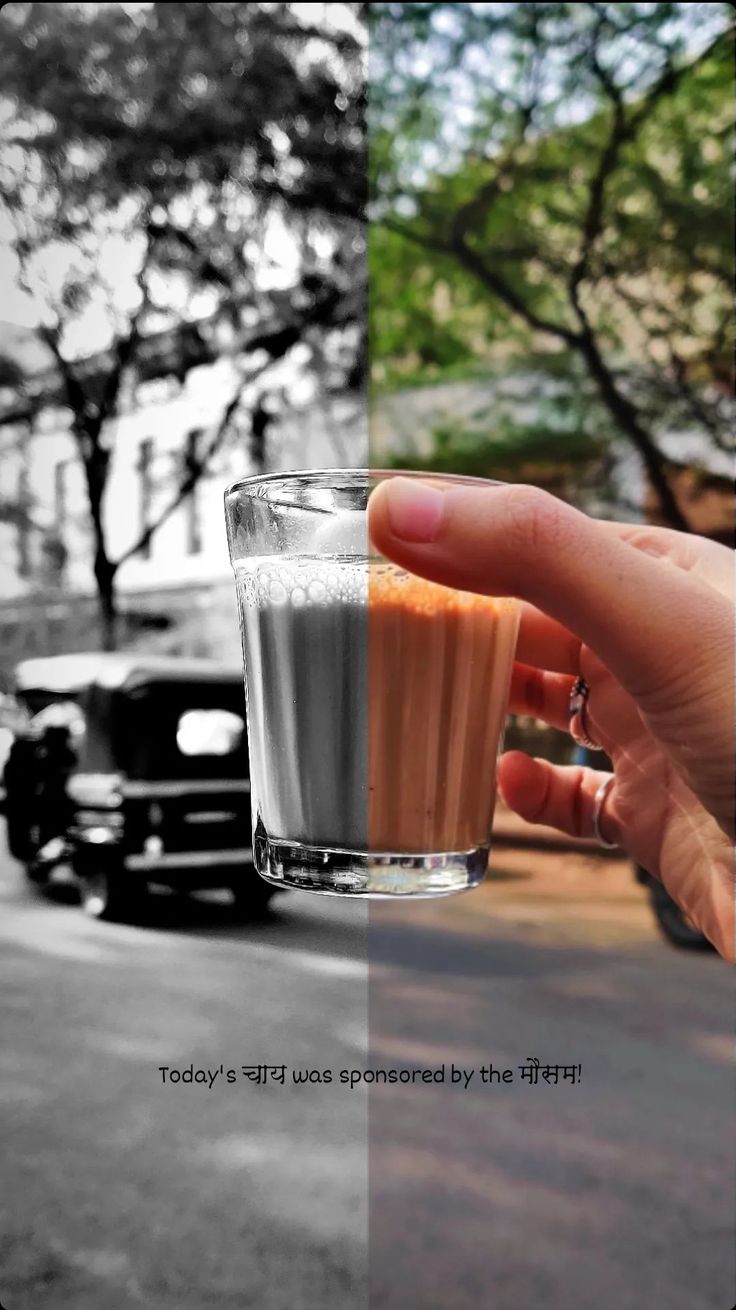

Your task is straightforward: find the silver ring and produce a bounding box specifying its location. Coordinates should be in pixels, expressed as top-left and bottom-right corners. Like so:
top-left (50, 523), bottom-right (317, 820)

top-left (568, 675), bottom-right (601, 751)
top-left (592, 775), bottom-right (618, 849)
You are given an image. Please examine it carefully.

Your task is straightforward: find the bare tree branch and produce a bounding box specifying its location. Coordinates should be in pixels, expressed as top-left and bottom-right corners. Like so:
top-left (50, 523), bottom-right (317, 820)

top-left (146, 218), bottom-right (235, 291)
top-left (34, 221), bottom-right (156, 446)
top-left (113, 375), bottom-right (249, 569)
top-left (433, 56), bottom-right (586, 350)
top-left (568, 19), bottom-right (627, 309)
top-left (114, 284), bottom-right (344, 568)
top-left (451, 238), bottom-right (581, 346)
top-left (381, 213), bottom-right (581, 345)
top-left (36, 324), bottom-right (91, 436)
top-left (576, 327), bottom-right (690, 528)
top-left (666, 344), bottom-right (734, 451)
top-left (379, 217), bottom-right (453, 256)
top-left (570, 29), bottom-right (726, 313)
top-left (558, 31), bottom-right (727, 530)
top-left (95, 221), bottom-right (156, 435)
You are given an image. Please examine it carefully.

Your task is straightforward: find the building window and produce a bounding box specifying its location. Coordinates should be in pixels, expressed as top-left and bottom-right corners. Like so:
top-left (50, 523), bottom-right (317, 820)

top-left (16, 457), bottom-right (30, 579)
top-left (137, 438), bottom-right (153, 560)
top-left (184, 429), bottom-right (202, 555)
top-left (41, 531), bottom-right (67, 586)
top-left (54, 460), bottom-right (67, 532)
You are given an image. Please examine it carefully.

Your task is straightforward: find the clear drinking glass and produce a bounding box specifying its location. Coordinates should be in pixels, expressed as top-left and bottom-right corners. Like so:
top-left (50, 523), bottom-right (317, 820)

top-left (224, 470), bottom-right (519, 898)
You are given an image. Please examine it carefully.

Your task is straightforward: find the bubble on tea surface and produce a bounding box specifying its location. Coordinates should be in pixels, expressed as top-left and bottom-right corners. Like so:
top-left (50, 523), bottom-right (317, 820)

top-left (237, 555), bottom-right (370, 609)
top-left (268, 579), bottom-right (288, 606)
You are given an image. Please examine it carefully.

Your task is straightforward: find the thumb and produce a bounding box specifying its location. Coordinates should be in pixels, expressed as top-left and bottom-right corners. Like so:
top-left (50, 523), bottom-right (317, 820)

top-left (368, 477), bottom-right (730, 713)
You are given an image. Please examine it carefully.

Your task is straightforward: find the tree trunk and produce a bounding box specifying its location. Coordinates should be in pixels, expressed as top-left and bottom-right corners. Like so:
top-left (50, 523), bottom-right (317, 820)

top-left (94, 549), bottom-right (119, 652)
top-left (576, 329), bottom-right (691, 532)
top-left (249, 399), bottom-right (271, 472)
top-left (82, 440), bottom-right (119, 650)
top-left (448, 234), bottom-right (692, 532)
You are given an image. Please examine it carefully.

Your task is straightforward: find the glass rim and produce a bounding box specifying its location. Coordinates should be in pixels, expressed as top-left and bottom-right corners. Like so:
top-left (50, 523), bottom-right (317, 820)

top-left (225, 468), bottom-right (504, 503)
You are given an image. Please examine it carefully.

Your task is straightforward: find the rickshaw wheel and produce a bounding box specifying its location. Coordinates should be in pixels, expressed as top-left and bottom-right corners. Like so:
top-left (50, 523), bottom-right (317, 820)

top-left (6, 812), bottom-right (36, 863)
top-left (24, 861), bottom-right (48, 886)
top-left (78, 867), bottom-right (144, 923)
top-left (635, 866), bottom-right (712, 951)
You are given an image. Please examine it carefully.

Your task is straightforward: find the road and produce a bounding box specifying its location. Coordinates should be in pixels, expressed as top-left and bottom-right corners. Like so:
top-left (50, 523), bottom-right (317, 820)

top-left (0, 831), bottom-right (733, 1310)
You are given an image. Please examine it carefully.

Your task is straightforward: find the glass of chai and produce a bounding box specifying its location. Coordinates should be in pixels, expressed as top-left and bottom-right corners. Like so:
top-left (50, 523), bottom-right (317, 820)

top-left (225, 470), bottom-right (519, 898)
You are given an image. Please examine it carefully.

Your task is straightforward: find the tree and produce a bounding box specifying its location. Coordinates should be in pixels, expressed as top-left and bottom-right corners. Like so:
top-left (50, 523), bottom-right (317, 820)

top-left (369, 1), bottom-right (733, 529)
top-left (0, 1), bottom-right (366, 647)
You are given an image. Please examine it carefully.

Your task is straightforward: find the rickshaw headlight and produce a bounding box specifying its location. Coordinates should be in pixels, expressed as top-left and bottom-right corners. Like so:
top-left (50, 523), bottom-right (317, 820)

top-left (67, 773), bottom-right (123, 809)
top-left (75, 809), bottom-right (124, 830)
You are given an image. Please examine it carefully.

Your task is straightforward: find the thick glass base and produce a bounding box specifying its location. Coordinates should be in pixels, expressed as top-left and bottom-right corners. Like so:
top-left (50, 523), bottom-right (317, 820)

top-left (253, 829), bottom-right (489, 898)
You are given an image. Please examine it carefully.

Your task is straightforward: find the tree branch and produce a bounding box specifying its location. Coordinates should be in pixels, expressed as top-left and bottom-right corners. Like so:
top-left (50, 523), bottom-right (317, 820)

top-left (449, 65), bottom-right (540, 247)
top-left (36, 324), bottom-right (90, 436)
top-left (113, 284), bottom-right (344, 568)
top-left (380, 213), bottom-right (580, 345)
top-left (113, 374), bottom-right (250, 569)
top-left (560, 31), bottom-right (729, 530)
top-left (250, 176), bottom-right (366, 225)
top-left (451, 238), bottom-right (580, 346)
top-left (434, 66), bottom-right (585, 349)
top-left (146, 218), bottom-right (235, 290)
top-left (569, 29), bottom-right (726, 312)
top-left (379, 217), bottom-right (454, 257)
top-left (575, 327), bottom-right (690, 529)
top-left (94, 221), bottom-right (156, 436)
top-left (35, 221), bottom-right (156, 450)
top-left (666, 344), bottom-right (734, 451)
top-left (568, 23), bottom-right (627, 309)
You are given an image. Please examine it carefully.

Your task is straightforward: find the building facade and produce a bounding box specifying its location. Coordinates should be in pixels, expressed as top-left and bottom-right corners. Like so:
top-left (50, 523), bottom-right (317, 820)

top-left (0, 333), bottom-right (366, 676)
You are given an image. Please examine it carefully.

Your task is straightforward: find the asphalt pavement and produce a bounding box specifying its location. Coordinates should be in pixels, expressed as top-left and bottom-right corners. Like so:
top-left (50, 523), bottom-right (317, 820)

top-left (0, 830), bottom-right (733, 1310)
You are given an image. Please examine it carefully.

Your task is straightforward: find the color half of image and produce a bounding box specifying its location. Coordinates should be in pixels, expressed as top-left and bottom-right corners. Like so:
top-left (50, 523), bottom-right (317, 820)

top-left (365, 5), bottom-right (733, 1310)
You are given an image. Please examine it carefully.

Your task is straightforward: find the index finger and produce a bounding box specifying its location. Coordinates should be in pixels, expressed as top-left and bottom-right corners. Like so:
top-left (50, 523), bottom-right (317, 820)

top-left (368, 479), bottom-right (729, 708)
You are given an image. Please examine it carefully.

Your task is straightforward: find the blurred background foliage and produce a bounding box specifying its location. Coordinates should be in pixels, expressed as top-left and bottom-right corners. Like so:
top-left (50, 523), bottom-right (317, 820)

top-left (369, 1), bottom-right (733, 533)
top-left (1, 1), bottom-right (366, 346)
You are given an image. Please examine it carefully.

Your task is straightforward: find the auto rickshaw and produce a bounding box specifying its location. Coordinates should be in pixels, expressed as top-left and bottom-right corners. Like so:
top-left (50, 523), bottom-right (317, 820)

top-left (2, 653), bottom-right (275, 922)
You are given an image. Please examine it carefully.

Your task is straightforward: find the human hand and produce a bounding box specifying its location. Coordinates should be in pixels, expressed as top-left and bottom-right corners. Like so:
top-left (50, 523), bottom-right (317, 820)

top-left (369, 477), bottom-right (734, 961)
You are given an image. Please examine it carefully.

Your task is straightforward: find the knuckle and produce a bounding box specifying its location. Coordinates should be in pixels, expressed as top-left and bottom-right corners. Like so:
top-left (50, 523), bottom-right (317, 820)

top-left (505, 486), bottom-right (571, 557)
top-left (525, 762), bottom-right (552, 824)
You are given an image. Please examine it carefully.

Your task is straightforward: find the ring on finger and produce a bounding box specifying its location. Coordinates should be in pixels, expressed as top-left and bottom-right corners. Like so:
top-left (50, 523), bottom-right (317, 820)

top-left (592, 775), bottom-right (618, 849)
top-left (569, 675), bottom-right (602, 751)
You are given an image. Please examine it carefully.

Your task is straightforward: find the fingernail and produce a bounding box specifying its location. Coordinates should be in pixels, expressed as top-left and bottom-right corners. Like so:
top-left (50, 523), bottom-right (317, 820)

top-left (385, 478), bottom-right (445, 543)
